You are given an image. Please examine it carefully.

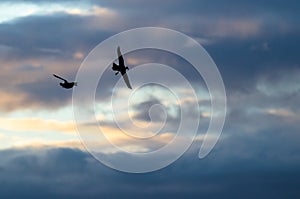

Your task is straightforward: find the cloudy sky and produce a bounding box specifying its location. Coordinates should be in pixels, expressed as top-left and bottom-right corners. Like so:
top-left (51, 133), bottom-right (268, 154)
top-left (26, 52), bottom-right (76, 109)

top-left (0, 0), bottom-right (300, 198)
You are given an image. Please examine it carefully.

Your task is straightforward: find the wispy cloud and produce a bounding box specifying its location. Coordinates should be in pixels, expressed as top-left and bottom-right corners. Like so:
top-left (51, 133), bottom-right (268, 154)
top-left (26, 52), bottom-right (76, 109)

top-left (0, 2), bottom-right (116, 23)
top-left (0, 117), bottom-right (75, 133)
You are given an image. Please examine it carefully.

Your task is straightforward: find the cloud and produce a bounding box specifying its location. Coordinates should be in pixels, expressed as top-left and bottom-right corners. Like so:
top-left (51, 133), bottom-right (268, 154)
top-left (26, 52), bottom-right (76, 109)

top-left (0, 0), bottom-right (298, 114)
top-left (264, 108), bottom-right (295, 117)
top-left (0, 145), bottom-right (299, 198)
top-left (256, 67), bottom-right (300, 97)
top-left (0, 14), bottom-right (115, 59)
top-left (0, 117), bottom-right (75, 133)
top-left (11, 139), bottom-right (83, 150)
top-left (0, 1), bottom-right (116, 23)
top-left (0, 3), bottom-right (300, 189)
top-left (132, 97), bottom-right (179, 123)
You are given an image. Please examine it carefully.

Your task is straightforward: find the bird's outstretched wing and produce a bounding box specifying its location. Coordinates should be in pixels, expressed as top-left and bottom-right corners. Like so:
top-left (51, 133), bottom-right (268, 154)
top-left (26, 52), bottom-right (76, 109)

top-left (53, 74), bottom-right (67, 82)
top-left (122, 73), bottom-right (132, 89)
top-left (117, 46), bottom-right (125, 67)
top-left (112, 63), bottom-right (119, 71)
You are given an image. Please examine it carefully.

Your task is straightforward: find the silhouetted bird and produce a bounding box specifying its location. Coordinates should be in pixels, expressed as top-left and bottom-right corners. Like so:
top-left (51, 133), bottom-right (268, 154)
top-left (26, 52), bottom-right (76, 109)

top-left (53, 74), bottom-right (77, 89)
top-left (112, 46), bottom-right (132, 89)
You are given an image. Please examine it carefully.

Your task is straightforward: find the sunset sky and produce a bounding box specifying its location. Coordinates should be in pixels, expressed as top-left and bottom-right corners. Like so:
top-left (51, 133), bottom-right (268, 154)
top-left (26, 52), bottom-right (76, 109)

top-left (0, 0), bottom-right (300, 198)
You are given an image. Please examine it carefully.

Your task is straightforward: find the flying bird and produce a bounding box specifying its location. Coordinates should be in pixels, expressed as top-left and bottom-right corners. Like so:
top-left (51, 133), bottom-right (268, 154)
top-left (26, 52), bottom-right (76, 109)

top-left (53, 74), bottom-right (77, 89)
top-left (112, 46), bottom-right (132, 89)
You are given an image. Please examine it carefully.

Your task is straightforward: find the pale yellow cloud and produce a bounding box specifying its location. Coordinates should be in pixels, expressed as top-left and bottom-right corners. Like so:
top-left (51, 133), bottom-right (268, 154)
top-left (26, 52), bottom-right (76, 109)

top-left (0, 92), bottom-right (28, 112)
top-left (64, 6), bottom-right (116, 18)
top-left (0, 117), bottom-right (76, 134)
top-left (88, 6), bottom-right (117, 17)
top-left (10, 138), bottom-right (83, 150)
top-left (126, 57), bottom-right (145, 66)
top-left (73, 122), bottom-right (178, 153)
top-left (214, 19), bottom-right (261, 38)
top-left (101, 126), bottom-right (176, 152)
top-left (0, 133), bottom-right (6, 139)
top-left (0, 116), bottom-right (189, 154)
top-left (73, 52), bottom-right (85, 60)
top-left (265, 108), bottom-right (295, 117)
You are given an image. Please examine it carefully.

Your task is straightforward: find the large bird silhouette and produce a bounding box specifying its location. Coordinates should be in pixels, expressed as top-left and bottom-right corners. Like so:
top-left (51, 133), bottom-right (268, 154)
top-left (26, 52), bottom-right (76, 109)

top-left (112, 46), bottom-right (132, 89)
top-left (53, 74), bottom-right (77, 89)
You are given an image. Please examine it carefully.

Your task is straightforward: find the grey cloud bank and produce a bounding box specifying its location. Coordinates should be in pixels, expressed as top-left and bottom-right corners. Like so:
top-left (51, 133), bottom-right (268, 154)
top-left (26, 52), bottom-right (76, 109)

top-left (0, 145), bottom-right (299, 199)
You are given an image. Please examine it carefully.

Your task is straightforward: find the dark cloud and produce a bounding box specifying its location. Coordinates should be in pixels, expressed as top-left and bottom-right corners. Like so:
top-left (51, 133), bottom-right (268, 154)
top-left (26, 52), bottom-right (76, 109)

top-left (204, 32), bottom-right (300, 94)
top-left (98, 0), bottom-right (300, 18)
top-left (91, 0), bottom-right (300, 45)
top-left (0, 140), bottom-right (300, 199)
top-left (1, 10), bottom-right (288, 96)
top-left (1, 0), bottom-right (298, 61)
top-left (132, 96), bottom-right (179, 123)
top-left (0, 14), bottom-right (114, 60)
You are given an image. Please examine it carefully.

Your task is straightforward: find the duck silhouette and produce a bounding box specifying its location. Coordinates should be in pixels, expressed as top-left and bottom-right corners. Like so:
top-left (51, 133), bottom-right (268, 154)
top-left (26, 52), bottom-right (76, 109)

top-left (112, 46), bottom-right (132, 89)
top-left (53, 74), bottom-right (77, 89)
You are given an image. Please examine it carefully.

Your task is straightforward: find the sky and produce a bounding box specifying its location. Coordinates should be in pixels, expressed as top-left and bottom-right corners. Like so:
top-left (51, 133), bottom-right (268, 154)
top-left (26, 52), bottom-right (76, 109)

top-left (0, 0), bottom-right (300, 198)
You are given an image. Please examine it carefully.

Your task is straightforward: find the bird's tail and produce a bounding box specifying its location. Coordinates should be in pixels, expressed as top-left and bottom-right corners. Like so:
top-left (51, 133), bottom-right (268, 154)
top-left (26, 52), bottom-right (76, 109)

top-left (74, 82), bottom-right (78, 86)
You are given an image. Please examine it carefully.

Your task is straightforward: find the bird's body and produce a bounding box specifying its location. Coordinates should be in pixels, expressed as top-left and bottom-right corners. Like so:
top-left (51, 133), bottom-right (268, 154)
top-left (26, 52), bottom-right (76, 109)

top-left (59, 82), bottom-right (77, 89)
top-left (53, 74), bottom-right (77, 89)
top-left (112, 46), bottom-right (132, 89)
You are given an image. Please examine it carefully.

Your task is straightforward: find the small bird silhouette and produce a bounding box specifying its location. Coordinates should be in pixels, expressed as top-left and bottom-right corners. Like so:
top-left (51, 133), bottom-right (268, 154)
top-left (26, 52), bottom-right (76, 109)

top-left (53, 74), bottom-right (77, 89)
top-left (112, 46), bottom-right (132, 89)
